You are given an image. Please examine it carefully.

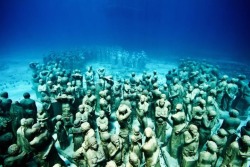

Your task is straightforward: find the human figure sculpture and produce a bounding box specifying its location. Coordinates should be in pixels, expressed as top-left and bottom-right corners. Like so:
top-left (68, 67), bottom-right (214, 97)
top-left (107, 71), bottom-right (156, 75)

top-left (82, 101), bottom-right (95, 128)
top-left (211, 128), bottom-right (228, 157)
top-left (16, 118), bottom-right (36, 158)
top-left (0, 109), bottom-right (14, 155)
top-left (190, 99), bottom-right (206, 128)
top-left (183, 85), bottom-right (193, 121)
top-left (105, 160), bottom-right (117, 167)
top-left (240, 120), bottom-right (250, 137)
top-left (113, 85), bottom-right (122, 111)
top-left (130, 126), bottom-right (142, 162)
top-left (221, 135), bottom-right (250, 167)
top-left (169, 103), bottom-right (187, 159)
top-left (181, 124), bottom-right (199, 167)
top-left (85, 137), bottom-right (105, 167)
top-left (129, 72), bottom-right (137, 88)
top-left (116, 104), bottom-right (132, 153)
top-left (20, 92), bottom-right (37, 120)
top-left (142, 127), bottom-right (161, 167)
top-left (96, 110), bottom-right (109, 130)
top-left (85, 66), bottom-right (95, 90)
top-left (155, 94), bottom-right (171, 112)
top-left (126, 152), bottom-right (140, 167)
top-left (37, 79), bottom-right (47, 98)
top-left (221, 78), bottom-right (238, 111)
top-left (99, 91), bottom-right (111, 118)
top-left (98, 123), bottom-right (110, 159)
top-left (56, 94), bottom-right (75, 132)
top-left (216, 75), bottom-right (228, 108)
top-left (239, 81), bottom-right (250, 117)
top-left (199, 110), bottom-right (218, 150)
top-left (197, 141), bottom-right (218, 167)
top-left (71, 119), bottom-right (84, 151)
top-left (30, 111), bottom-right (64, 167)
top-left (81, 122), bottom-right (95, 147)
top-left (155, 98), bottom-right (169, 145)
top-left (3, 144), bottom-right (28, 167)
top-left (55, 120), bottom-right (69, 150)
top-left (0, 92), bottom-right (12, 115)
top-left (123, 79), bottom-right (131, 97)
top-left (136, 95), bottom-right (149, 131)
top-left (169, 78), bottom-right (184, 109)
top-left (220, 109), bottom-right (241, 154)
top-left (108, 134), bottom-right (124, 166)
top-left (75, 104), bottom-right (89, 123)
top-left (82, 90), bottom-right (97, 111)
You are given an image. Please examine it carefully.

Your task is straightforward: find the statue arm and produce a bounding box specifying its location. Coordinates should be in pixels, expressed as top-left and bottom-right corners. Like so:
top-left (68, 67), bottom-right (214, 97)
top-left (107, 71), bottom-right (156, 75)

top-left (184, 132), bottom-right (195, 144)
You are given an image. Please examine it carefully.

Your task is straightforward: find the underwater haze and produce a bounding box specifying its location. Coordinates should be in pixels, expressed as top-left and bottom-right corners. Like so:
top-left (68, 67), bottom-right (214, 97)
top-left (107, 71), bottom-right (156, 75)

top-left (0, 0), bottom-right (250, 62)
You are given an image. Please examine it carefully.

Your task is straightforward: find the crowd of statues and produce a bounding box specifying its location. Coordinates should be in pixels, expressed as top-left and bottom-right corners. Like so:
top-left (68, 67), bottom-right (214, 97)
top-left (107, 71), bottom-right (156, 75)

top-left (0, 58), bottom-right (250, 167)
top-left (42, 47), bottom-right (147, 71)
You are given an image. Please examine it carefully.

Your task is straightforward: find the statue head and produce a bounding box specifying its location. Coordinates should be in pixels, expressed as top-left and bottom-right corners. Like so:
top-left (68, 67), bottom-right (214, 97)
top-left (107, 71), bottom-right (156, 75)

top-left (99, 110), bottom-right (105, 118)
top-left (207, 141), bottom-right (218, 153)
top-left (7, 144), bottom-right (20, 156)
top-left (129, 152), bottom-right (140, 166)
top-left (23, 92), bottom-right (30, 99)
top-left (81, 122), bottom-right (91, 132)
top-left (0, 92), bottom-right (8, 98)
top-left (218, 128), bottom-right (227, 137)
top-left (111, 134), bottom-right (120, 147)
top-left (144, 127), bottom-right (154, 138)
top-left (105, 161), bottom-right (117, 167)
top-left (242, 135), bottom-right (250, 147)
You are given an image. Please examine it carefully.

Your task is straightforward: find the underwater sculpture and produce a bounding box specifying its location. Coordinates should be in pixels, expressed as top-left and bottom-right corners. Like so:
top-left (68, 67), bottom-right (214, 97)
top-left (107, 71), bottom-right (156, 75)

top-left (0, 58), bottom-right (250, 167)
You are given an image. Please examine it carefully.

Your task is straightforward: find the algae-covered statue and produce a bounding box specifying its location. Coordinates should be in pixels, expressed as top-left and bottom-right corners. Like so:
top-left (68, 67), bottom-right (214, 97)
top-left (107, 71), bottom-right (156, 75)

top-left (108, 134), bottom-right (124, 167)
top-left (169, 103), bottom-right (187, 159)
top-left (197, 141), bottom-right (218, 167)
top-left (181, 124), bottom-right (199, 167)
top-left (20, 92), bottom-right (37, 120)
top-left (155, 98), bottom-right (169, 145)
top-left (136, 94), bottom-right (149, 131)
top-left (142, 127), bottom-right (161, 167)
top-left (221, 135), bottom-right (250, 167)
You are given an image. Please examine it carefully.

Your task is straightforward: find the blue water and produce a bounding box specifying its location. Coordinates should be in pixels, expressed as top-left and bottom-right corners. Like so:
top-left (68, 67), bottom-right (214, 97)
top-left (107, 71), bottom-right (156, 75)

top-left (0, 0), bottom-right (250, 62)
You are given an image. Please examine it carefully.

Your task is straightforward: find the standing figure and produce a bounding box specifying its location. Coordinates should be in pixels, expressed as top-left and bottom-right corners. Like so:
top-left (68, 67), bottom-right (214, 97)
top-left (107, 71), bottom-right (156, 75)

top-left (96, 110), bottom-right (109, 130)
top-left (0, 92), bottom-right (12, 114)
top-left (108, 134), bottom-right (124, 167)
top-left (3, 144), bottom-right (28, 167)
top-left (155, 98), bottom-right (169, 145)
top-left (126, 152), bottom-right (140, 167)
top-left (136, 95), bottom-right (149, 131)
top-left (221, 78), bottom-right (238, 111)
top-left (197, 141), bottom-right (218, 167)
top-left (169, 78), bottom-right (184, 109)
top-left (85, 137), bottom-right (105, 167)
top-left (182, 124), bottom-right (199, 167)
top-left (20, 92), bottom-right (37, 120)
top-left (56, 94), bottom-right (75, 132)
top-left (71, 119), bottom-right (84, 151)
top-left (116, 104), bottom-right (132, 153)
top-left (85, 66), bottom-right (95, 90)
top-left (130, 126), bottom-right (142, 162)
top-left (199, 110), bottom-right (218, 150)
top-left (221, 135), bottom-right (250, 167)
top-left (142, 127), bottom-right (161, 167)
top-left (169, 104), bottom-right (187, 159)
top-left (55, 120), bottom-right (69, 150)
top-left (82, 90), bottom-right (97, 111)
